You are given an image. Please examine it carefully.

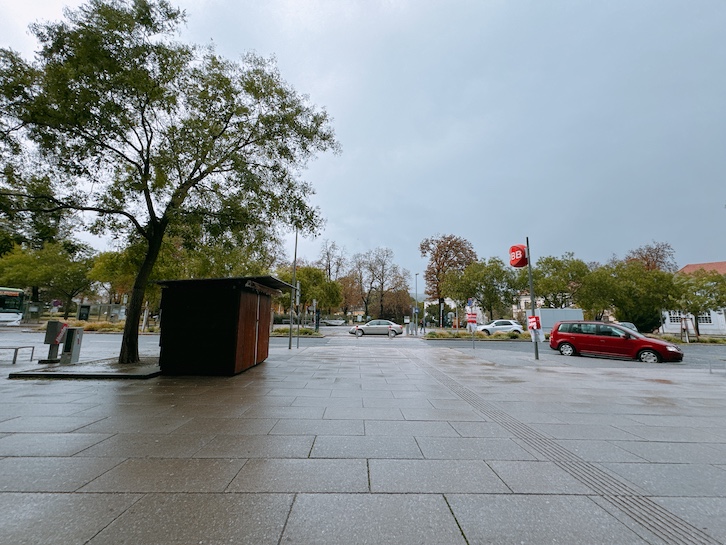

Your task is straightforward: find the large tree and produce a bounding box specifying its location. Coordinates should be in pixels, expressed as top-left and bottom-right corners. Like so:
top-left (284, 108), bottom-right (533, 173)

top-left (0, 0), bottom-right (337, 362)
top-left (610, 260), bottom-right (677, 333)
top-left (317, 239), bottom-right (347, 281)
top-left (420, 234), bottom-right (477, 326)
top-left (348, 251), bottom-right (376, 318)
top-left (445, 257), bottom-right (517, 321)
top-left (532, 252), bottom-right (590, 308)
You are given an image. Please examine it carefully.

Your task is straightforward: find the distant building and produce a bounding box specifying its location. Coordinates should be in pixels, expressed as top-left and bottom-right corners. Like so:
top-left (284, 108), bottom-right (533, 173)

top-left (661, 262), bottom-right (726, 336)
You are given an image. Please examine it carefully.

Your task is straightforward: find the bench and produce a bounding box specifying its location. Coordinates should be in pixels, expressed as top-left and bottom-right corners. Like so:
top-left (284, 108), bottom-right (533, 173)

top-left (0, 346), bottom-right (35, 364)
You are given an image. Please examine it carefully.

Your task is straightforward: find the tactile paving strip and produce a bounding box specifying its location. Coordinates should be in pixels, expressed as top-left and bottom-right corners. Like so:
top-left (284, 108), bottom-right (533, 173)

top-left (417, 357), bottom-right (722, 545)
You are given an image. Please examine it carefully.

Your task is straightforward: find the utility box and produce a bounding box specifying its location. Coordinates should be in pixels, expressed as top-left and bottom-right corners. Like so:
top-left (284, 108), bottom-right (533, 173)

top-left (59, 327), bottom-right (83, 364)
top-left (526, 308), bottom-right (585, 334)
top-left (157, 276), bottom-right (292, 376)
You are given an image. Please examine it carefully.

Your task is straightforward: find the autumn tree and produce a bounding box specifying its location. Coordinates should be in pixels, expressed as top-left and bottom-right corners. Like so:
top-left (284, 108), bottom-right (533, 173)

top-left (420, 234), bottom-right (477, 326)
top-left (336, 273), bottom-right (359, 319)
top-left (0, 0), bottom-right (337, 362)
top-left (625, 241), bottom-right (678, 272)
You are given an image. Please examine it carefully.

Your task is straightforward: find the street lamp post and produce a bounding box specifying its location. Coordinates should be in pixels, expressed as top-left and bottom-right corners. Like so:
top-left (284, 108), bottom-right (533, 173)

top-left (288, 227), bottom-right (298, 350)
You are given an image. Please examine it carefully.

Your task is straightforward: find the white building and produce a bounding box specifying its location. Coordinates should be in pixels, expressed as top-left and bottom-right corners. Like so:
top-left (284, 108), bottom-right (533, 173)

top-left (661, 262), bottom-right (726, 337)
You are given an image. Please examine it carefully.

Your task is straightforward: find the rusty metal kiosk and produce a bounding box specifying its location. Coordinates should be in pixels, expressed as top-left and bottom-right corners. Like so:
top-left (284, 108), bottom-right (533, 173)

top-left (157, 276), bottom-right (292, 376)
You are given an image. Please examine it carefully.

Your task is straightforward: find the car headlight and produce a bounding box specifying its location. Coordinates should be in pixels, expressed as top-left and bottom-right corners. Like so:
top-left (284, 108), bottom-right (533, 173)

top-left (666, 345), bottom-right (681, 352)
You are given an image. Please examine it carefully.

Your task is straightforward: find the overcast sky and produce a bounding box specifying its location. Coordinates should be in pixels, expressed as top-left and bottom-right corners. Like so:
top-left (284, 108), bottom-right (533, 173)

top-left (2, 0), bottom-right (725, 283)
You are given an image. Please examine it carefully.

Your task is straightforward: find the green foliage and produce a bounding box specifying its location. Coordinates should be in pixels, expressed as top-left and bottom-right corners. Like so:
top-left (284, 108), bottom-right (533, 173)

top-left (0, 243), bottom-right (95, 317)
top-left (532, 253), bottom-right (590, 308)
top-left (610, 261), bottom-right (677, 333)
top-left (444, 257), bottom-right (516, 321)
top-left (275, 265), bottom-right (343, 313)
top-left (0, 0), bottom-right (338, 361)
top-left (674, 269), bottom-right (726, 317)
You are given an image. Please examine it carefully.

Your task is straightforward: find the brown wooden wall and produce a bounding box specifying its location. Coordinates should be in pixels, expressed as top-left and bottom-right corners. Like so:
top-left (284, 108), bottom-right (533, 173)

top-left (159, 282), bottom-right (274, 376)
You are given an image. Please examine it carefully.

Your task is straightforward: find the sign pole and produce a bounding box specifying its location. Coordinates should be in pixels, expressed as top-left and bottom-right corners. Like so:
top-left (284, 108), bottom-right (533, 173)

top-left (526, 237), bottom-right (539, 361)
top-left (288, 227), bottom-right (298, 350)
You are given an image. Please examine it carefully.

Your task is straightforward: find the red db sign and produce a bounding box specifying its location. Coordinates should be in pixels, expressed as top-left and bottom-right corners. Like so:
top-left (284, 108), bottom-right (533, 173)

top-left (527, 315), bottom-right (541, 330)
top-left (509, 245), bottom-right (528, 267)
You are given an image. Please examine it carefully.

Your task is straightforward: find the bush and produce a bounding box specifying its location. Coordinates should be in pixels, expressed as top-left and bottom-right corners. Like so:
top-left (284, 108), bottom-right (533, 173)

top-left (424, 330), bottom-right (529, 340)
top-left (271, 326), bottom-right (321, 337)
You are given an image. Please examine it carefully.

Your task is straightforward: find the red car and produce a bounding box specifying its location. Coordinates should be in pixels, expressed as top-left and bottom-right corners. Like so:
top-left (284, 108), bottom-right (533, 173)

top-left (549, 321), bottom-right (683, 363)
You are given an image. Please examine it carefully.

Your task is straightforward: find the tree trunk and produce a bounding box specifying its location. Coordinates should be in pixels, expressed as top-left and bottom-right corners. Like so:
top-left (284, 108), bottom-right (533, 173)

top-left (63, 296), bottom-right (73, 319)
top-left (118, 226), bottom-right (165, 363)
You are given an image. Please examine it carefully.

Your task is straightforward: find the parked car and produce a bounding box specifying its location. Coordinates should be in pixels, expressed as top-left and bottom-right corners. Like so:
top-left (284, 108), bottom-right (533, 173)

top-left (321, 319), bottom-right (346, 326)
top-left (349, 320), bottom-right (404, 336)
top-left (477, 319), bottom-right (524, 335)
top-left (549, 321), bottom-right (683, 363)
top-left (615, 321), bottom-right (639, 332)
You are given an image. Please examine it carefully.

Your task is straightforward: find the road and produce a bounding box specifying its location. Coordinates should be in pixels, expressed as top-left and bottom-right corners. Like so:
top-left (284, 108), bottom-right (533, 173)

top-left (2, 325), bottom-right (725, 373)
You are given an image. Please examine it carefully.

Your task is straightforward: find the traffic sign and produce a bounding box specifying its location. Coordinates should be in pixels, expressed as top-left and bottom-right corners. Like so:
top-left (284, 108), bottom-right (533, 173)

top-left (527, 315), bottom-right (541, 330)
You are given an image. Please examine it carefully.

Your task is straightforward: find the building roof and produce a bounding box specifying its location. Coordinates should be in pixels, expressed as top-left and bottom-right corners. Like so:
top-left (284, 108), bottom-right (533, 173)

top-left (157, 275), bottom-right (294, 294)
top-left (678, 262), bottom-right (726, 275)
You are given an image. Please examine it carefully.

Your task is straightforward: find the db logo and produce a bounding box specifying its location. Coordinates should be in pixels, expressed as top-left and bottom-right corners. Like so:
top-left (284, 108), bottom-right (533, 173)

top-left (509, 245), bottom-right (528, 268)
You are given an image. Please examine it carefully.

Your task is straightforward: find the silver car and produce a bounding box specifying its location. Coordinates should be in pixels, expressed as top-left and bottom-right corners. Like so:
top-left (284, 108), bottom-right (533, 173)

top-left (476, 319), bottom-right (524, 335)
top-left (349, 320), bottom-right (404, 336)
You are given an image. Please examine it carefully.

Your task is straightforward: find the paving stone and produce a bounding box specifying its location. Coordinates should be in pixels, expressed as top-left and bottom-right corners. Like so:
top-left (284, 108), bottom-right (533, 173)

top-left (0, 492), bottom-right (141, 545)
top-left (488, 460), bottom-right (596, 494)
top-left (602, 462), bottom-right (726, 496)
top-left (447, 494), bottom-right (654, 544)
top-left (0, 456), bottom-right (124, 492)
top-left (281, 493), bottom-right (467, 545)
top-left (417, 437), bottom-right (537, 460)
top-left (370, 459), bottom-right (510, 493)
top-left (0, 432), bottom-right (112, 456)
top-left (227, 458), bottom-right (369, 492)
top-left (79, 457), bottom-right (246, 492)
top-left (87, 493), bottom-right (293, 545)
top-left (311, 435), bottom-right (423, 458)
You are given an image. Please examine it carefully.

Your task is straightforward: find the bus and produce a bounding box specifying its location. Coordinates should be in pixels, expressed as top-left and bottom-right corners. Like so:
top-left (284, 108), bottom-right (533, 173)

top-left (0, 287), bottom-right (25, 325)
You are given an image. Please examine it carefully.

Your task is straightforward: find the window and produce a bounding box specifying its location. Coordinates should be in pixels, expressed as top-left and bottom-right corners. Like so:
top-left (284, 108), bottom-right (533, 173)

top-left (697, 313), bottom-right (712, 324)
top-left (580, 323), bottom-right (597, 335)
top-left (668, 311), bottom-right (682, 324)
top-left (598, 325), bottom-right (627, 337)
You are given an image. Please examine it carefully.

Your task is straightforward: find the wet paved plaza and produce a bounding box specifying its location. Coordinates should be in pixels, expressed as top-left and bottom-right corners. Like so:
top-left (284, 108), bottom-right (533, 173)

top-left (0, 333), bottom-right (725, 544)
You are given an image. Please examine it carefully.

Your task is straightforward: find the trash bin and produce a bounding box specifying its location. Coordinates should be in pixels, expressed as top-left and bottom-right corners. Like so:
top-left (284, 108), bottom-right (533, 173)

top-left (59, 327), bottom-right (83, 364)
top-left (40, 320), bottom-right (68, 363)
top-left (78, 304), bottom-right (91, 321)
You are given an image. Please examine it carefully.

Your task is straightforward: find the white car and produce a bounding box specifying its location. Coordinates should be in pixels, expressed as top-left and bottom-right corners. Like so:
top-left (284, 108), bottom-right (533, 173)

top-left (321, 319), bottom-right (346, 326)
top-left (349, 320), bottom-right (404, 336)
top-left (477, 319), bottom-right (523, 335)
